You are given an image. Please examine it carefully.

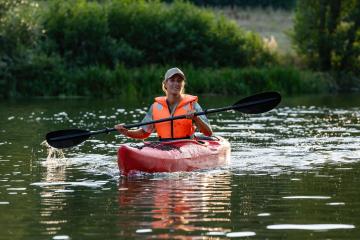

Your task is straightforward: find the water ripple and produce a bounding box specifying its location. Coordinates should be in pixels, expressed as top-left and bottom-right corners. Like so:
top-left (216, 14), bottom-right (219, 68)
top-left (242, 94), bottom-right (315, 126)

top-left (267, 224), bottom-right (355, 230)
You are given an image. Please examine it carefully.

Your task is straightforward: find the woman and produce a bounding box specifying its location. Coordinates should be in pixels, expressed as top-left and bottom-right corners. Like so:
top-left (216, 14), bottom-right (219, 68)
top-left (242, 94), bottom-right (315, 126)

top-left (115, 67), bottom-right (212, 140)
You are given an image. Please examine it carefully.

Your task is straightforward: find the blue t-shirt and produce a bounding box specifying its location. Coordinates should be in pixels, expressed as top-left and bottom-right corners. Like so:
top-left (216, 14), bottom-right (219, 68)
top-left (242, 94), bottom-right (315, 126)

top-left (140, 102), bottom-right (211, 134)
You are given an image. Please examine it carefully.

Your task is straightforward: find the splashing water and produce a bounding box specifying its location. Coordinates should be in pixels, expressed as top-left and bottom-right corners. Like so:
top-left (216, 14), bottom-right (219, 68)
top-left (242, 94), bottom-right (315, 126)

top-left (41, 140), bottom-right (65, 161)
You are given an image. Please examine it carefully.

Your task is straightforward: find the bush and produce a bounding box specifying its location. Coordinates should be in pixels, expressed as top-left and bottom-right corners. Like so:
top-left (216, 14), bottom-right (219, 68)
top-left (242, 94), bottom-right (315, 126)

top-left (5, 51), bottom-right (65, 97)
top-left (43, 0), bottom-right (275, 68)
top-left (43, 0), bottom-right (113, 66)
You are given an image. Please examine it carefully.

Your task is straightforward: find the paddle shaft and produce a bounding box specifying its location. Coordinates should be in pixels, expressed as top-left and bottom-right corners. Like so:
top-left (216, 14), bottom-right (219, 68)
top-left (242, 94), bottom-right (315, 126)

top-left (109, 97), bottom-right (275, 134)
top-left (125, 97), bottom-right (274, 128)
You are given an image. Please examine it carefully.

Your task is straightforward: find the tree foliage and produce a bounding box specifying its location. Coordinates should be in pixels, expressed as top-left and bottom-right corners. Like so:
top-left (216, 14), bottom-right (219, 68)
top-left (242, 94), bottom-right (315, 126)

top-left (42, 0), bottom-right (274, 68)
top-left (0, 0), bottom-right (43, 97)
top-left (292, 0), bottom-right (360, 73)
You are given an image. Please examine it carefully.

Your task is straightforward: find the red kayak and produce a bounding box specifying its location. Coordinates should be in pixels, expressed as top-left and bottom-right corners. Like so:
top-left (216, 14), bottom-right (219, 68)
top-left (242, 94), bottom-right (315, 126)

top-left (117, 136), bottom-right (231, 176)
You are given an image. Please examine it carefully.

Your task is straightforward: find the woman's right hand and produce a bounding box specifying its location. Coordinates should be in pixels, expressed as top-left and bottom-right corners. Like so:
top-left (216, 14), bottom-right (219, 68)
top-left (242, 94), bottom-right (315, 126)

top-left (114, 124), bottom-right (128, 136)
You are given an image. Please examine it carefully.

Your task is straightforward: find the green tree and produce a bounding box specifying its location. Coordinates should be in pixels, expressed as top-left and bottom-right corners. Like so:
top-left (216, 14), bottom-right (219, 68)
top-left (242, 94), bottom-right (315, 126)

top-left (0, 0), bottom-right (43, 97)
top-left (292, 0), bottom-right (360, 73)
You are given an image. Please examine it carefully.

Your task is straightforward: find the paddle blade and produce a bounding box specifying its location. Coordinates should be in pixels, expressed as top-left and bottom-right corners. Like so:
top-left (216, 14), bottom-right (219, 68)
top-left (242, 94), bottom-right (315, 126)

top-left (46, 129), bottom-right (91, 149)
top-left (233, 91), bottom-right (281, 114)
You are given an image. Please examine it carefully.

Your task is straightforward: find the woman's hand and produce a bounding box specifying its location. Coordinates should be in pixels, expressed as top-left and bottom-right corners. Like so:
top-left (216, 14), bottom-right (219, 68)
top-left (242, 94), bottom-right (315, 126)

top-left (185, 110), bottom-right (198, 120)
top-left (114, 124), bottom-right (128, 136)
top-left (186, 110), bottom-right (213, 136)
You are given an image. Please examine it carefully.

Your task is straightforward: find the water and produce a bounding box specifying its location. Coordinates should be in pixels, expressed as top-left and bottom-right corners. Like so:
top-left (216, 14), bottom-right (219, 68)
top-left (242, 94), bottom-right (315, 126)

top-left (0, 94), bottom-right (360, 239)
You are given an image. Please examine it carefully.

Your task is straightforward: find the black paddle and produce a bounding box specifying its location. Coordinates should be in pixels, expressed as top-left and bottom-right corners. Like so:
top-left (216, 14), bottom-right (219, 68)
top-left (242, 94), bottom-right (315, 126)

top-left (46, 91), bottom-right (281, 149)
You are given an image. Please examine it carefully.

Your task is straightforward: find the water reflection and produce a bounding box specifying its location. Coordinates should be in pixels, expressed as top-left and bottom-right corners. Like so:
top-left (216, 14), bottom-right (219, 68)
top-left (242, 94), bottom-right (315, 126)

top-left (118, 173), bottom-right (233, 238)
top-left (267, 224), bottom-right (355, 230)
top-left (30, 155), bottom-right (110, 238)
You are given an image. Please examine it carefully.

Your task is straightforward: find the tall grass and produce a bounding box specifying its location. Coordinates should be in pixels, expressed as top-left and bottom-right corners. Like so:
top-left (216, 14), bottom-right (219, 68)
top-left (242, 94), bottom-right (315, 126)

top-left (6, 64), bottom-right (333, 98)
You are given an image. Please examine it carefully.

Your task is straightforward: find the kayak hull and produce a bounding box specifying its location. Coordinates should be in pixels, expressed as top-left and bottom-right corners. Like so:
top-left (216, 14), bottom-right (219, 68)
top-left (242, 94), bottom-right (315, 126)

top-left (117, 136), bottom-right (231, 176)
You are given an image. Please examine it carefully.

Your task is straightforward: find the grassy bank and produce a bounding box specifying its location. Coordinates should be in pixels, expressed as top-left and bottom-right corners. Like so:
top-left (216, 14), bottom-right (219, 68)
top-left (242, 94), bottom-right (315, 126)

top-left (2, 64), bottom-right (337, 99)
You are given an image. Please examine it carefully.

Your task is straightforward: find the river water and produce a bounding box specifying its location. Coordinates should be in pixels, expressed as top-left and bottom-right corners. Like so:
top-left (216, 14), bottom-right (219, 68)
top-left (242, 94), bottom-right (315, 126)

top-left (0, 94), bottom-right (360, 239)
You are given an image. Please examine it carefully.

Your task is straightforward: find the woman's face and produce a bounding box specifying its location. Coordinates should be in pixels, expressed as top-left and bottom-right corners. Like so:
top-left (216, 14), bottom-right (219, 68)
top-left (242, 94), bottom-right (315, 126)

top-left (165, 74), bottom-right (185, 95)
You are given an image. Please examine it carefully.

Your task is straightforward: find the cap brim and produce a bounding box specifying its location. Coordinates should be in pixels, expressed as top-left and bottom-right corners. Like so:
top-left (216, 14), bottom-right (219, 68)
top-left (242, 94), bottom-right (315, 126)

top-left (166, 73), bottom-right (185, 80)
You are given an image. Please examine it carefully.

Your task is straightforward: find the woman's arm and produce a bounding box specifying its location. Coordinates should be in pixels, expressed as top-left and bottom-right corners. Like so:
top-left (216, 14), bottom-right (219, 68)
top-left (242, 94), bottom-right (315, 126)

top-left (115, 104), bottom-right (154, 140)
top-left (193, 116), bottom-right (213, 136)
top-left (189, 102), bottom-right (213, 136)
top-left (114, 124), bottom-right (151, 139)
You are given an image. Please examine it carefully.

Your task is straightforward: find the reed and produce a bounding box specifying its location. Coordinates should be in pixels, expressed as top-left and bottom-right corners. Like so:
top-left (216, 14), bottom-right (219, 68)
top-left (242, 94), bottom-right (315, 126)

top-left (3, 64), bottom-right (334, 98)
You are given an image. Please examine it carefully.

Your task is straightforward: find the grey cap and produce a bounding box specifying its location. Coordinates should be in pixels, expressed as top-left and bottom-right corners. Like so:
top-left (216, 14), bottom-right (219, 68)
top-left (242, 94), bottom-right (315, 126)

top-left (164, 67), bottom-right (185, 80)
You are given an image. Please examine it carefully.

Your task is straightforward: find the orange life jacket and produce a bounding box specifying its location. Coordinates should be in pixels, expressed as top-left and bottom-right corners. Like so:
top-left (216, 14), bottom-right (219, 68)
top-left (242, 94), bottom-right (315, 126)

top-left (152, 95), bottom-right (198, 139)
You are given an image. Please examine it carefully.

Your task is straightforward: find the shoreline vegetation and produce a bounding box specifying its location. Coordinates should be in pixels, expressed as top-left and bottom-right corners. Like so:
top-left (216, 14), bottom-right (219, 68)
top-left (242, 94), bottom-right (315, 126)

top-left (6, 64), bottom-right (338, 99)
top-left (0, 0), bottom-right (358, 99)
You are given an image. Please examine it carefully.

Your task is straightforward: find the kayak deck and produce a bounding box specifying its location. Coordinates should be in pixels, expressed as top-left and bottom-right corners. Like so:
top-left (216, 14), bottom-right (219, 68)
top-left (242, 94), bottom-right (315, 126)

top-left (117, 136), bottom-right (231, 176)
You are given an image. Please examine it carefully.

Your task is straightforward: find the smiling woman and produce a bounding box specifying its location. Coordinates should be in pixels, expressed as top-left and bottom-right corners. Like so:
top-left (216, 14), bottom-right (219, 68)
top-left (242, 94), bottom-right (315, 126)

top-left (114, 67), bottom-right (213, 140)
top-left (162, 68), bottom-right (186, 95)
